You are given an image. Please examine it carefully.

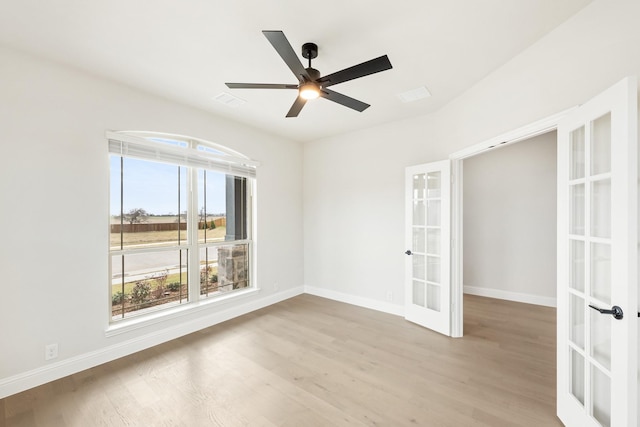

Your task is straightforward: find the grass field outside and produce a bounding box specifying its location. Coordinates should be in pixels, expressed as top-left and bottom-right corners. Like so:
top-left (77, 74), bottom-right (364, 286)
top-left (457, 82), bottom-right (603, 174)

top-left (110, 226), bottom-right (227, 248)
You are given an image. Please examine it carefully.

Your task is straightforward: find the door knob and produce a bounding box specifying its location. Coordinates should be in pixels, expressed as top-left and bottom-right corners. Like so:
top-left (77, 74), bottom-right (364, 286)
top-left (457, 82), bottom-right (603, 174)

top-left (588, 304), bottom-right (624, 320)
top-left (405, 250), bottom-right (412, 255)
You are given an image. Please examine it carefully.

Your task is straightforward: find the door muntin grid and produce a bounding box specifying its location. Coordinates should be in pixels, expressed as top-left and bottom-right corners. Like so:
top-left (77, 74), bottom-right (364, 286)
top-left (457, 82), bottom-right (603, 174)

top-left (412, 172), bottom-right (442, 312)
top-left (567, 113), bottom-right (613, 426)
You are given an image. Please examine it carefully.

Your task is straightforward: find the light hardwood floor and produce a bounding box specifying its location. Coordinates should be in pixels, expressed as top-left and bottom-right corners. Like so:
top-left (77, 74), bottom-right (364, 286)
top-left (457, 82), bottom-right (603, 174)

top-left (2, 294), bottom-right (561, 426)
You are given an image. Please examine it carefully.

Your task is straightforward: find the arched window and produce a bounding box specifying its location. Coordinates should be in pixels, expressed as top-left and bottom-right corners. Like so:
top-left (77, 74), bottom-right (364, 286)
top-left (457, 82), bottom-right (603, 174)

top-left (107, 131), bottom-right (257, 321)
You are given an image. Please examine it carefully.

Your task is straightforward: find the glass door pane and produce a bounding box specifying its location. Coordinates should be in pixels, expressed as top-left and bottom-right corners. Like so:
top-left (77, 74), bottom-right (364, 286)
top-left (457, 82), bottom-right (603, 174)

top-left (590, 242), bottom-right (611, 305)
top-left (591, 179), bottom-right (611, 238)
top-left (426, 229), bottom-right (441, 255)
top-left (569, 239), bottom-right (585, 292)
top-left (569, 293), bottom-right (585, 349)
top-left (592, 366), bottom-right (611, 427)
top-left (426, 172), bottom-right (441, 197)
top-left (426, 284), bottom-right (441, 312)
top-left (411, 172), bottom-right (442, 312)
top-left (570, 184), bottom-right (585, 235)
top-left (591, 113), bottom-right (611, 175)
top-left (570, 126), bottom-right (585, 180)
top-left (570, 348), bottom-right (585, 405)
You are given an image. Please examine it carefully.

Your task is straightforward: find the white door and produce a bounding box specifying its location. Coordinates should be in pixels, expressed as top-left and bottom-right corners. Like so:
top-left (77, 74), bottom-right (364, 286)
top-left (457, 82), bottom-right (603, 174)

top-left (557, 77), bottom-right (638, 427)
top-left (405, 160), bottom-right (451, 336)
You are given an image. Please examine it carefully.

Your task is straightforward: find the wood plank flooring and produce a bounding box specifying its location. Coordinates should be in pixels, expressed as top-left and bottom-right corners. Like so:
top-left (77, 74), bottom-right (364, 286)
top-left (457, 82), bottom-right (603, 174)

top-left (2, 294), bottom-right (561, 426)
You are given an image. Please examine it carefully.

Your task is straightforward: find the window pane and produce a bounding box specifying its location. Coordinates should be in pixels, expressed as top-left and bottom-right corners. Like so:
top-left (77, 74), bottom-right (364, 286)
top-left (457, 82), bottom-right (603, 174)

top-left (199, 246), bottom-right (220, 297)
top-left (110, 156), bottom-right (123, 249)
top-left (224, 176), bottom-right (248, 241)
top-left (111, 250), bottom-right (189, 319)
top-left (200, 243), bottom-right (250, 297)
top-left (197, 144), bottom-right (226, 156)
top-left (111, 157), bottom-right (187, 249)
top-left (198, 170), bottom-right (227, 243)
top-left (218, 243), bottom-right (249, 291)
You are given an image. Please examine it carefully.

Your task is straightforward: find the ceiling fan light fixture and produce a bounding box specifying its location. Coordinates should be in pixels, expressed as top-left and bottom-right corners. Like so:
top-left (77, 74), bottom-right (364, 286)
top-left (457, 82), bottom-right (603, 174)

top-left (299, 82), bottom-right (320, 100)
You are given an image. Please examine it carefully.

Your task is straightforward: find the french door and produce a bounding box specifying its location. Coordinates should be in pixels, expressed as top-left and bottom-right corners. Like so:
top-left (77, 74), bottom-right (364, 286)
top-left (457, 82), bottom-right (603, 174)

top-left (404, 160), bottom-right (451, 336)
top-left (557, 77), bottom-right (638, 427)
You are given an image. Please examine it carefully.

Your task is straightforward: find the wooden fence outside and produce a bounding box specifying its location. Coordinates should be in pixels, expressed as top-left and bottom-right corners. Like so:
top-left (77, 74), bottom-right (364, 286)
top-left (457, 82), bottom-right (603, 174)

top-left (111, 217), bottom-right (226, 233)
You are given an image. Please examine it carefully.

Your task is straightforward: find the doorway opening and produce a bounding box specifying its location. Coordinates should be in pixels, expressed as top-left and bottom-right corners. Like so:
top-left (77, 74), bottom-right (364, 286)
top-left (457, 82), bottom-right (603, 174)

top-left (462, 131), bottom-right (557, 309)
top-left (449, 109), bottom-right (572, 337)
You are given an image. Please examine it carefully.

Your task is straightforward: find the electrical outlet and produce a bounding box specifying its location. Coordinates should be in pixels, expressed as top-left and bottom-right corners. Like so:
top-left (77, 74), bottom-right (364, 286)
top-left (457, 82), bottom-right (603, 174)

top-left (45, 343), bottom-right (58, 360)
top-left (386, 291), bottom-right (393, 301)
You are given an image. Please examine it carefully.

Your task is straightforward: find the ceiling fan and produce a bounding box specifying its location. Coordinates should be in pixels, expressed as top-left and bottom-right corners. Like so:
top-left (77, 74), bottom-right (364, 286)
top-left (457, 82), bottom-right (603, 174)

top-left (225, 30), bottom-right (393, 118)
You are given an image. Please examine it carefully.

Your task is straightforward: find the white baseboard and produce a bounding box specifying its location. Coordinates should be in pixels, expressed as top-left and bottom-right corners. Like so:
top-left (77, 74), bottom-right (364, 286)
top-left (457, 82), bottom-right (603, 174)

top-left (0, 286), bottom-right (304, 399)
top-left (463, 285), bottom-right (556, 307)
top-left (304, 285), bottom-right (404, 317)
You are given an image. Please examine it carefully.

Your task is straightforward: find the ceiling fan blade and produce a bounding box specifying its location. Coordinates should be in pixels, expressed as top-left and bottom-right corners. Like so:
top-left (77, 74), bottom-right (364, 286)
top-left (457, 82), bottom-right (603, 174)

top-left (320, 88), bottom-right (370, 112)
top-left (262, 30), bottom-right (310, 81)
top-left (226, 83), bottom-right (298, 89)
top-left (317, 55), bottom-right (392, 88)
top-left (286, 97), bottom-right (307, 118)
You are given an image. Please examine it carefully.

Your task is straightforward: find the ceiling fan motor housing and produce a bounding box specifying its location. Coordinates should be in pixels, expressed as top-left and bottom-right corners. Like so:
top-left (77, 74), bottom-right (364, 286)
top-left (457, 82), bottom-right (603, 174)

top-left (305, 67), bottom-right (321, 82)
top-left (301, 42), bottom-right (318, 59)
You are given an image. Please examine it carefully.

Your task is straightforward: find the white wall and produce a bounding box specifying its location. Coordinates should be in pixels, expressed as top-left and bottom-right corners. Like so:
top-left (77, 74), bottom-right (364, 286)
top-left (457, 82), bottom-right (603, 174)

top-left (463, 132), bottom-right (557, 306)
top-left (303, 0), bottom-right (640, 312)
top-left (0, 46), bottom-right (303, 397)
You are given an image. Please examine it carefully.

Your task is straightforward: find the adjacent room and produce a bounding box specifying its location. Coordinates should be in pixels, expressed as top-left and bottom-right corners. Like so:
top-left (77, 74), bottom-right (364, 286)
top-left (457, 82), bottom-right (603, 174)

top-left (1, 1), bottom-right (640, 426)
top-left (463, 132), bottom-right (557, 308)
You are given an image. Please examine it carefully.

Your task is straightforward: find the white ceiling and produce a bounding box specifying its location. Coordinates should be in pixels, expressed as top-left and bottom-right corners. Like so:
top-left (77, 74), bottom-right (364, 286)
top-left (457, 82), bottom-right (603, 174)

top-left (0, 0), bottom-right (593, 143)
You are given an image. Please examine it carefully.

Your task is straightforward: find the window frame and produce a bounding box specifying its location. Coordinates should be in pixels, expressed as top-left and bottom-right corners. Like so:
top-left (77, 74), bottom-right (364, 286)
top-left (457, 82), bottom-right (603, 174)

top-left (107, 131), bottom-right (258, 328)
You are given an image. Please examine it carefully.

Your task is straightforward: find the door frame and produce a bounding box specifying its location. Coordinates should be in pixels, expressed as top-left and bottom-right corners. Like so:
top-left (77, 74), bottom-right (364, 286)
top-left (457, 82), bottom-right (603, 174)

top-left (448, 107), bottom-right (576, 337)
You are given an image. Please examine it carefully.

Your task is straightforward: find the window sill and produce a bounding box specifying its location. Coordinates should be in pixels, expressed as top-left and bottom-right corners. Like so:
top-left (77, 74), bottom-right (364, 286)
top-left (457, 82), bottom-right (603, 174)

top-left (105, 287), bottom-right (261, 337)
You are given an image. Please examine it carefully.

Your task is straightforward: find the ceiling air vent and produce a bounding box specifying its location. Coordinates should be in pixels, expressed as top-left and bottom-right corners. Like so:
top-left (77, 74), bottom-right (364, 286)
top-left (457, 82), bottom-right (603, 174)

top-left (213, 92), bottom-right (246, 108)
top-left (397, 86), bottom-right (431, 103)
